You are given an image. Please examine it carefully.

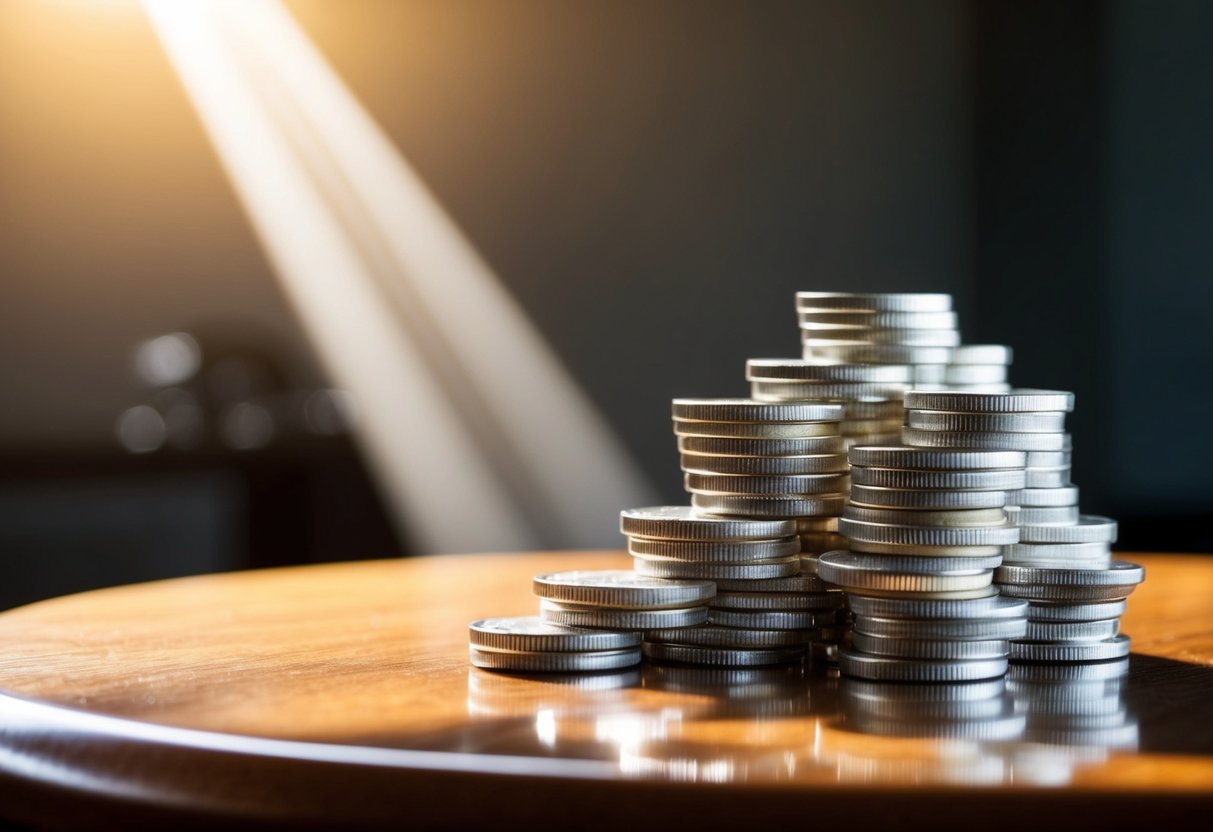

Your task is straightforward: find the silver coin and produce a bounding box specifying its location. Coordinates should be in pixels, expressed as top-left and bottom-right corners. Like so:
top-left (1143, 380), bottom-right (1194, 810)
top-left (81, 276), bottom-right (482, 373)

top-left (1024, 619), bottom-right (1120, 642)
top-left (855, 614), bottom-right (1028, 641)
top-left (1002, 541), bottom-right (1113, 564)
top-left (671, 398), bottom-right (844, 423)
top-left (902, 427), bottom-right (1069, 452)
top-left (838, 648), bottom-right (1008, 682)
top-left (845, 400), bottom-right (907, 419)
top-left (751, 379), bottom-right (912, 401)
top-left (795, 291), bottom-right (953, 312)
top-left (845, 585), bottom-right (1002, 601)
top-left (1024, 466), bottom-right (1072, 488)
top-left (712, 573), bottom-right (831, 592)
top-left (847, 446), bottom-right (1026, 470)
top-left (1006, 505), bottom-right (1081, 526)
top-left (746, 359), bottom-right (915, 383)
top-left (820, 550), bottom-right (1003, 575)
top-left (469, 617), bottom-right (641, 652)
top-left (1015, 515), bottom-right (1118, 544)
top-left (997, 582), bottom-right (1140, 603)
top-left (1006, 486), bottom-right (1080, 507)
top-left (906, 410), bottom-right (1065, 433)
top-left (539, 600), bottom-right (710, 630)
top-left (469, 645), bottom-right (642, 672)
top-left (803, 327), bottom-right (962, 347)
top-left (712, 590), bottom-right (847, 612)
top-left (844, 504), bottom-right (1004, 531)
top-left (633, 557), bottom-right (800, 580)
top-left (851, 466), bottom-right (1027, 492)
top-left (1025, 599), bottom-right (1126, 622)
top-left (941, 365), bottom-right (1011, 385)
top-left (796, 309), bottom-right (959, 328)
top-left (847, 589), bottom-right (1015, 620)
top-left (1009, 636), bottom-right (1131, 663)
top-left (995, 560), bottom-right (1144, 588)
top-left (848, 539), bottom-right (1004, 557)
top-left (709, 608), bottom-right (822, 630)
top-left (685, 471), bottom-right (850, 496)
top-left (533, 570), bottom-right (715, 609)
top-left (839, 517), bottom-right (1020, 546)
top-left (627, 536), bottom-right (800, 562)
top-left (673, 420), bottom-right (839, 439)
top-left (948, 345), bottom-right (1013, 365)
top-left (1025, 450), bottom-right (1072, 467)
top-left (804, 344), bottom-right (953, 365)
top-left (851, 632), bottom-right (1010, 661)
top-left (849, 484), bottom-right (1008, 510)
top-left (643, 642), bottom-right (806, 667)
top-left (644, 624), bottom-right (812, 649)
top-left (679, 452), bottom-right (848, 476)
top-left (691, 493), bottom-right (848, 517)
top-left (818, 557), bottom-right (994, 594)
top-left (677, 435), bottom-right (848, 458)
top-left (904, 389), bottom-right (1074, 413)
top-left (619, 506), bottom-right (796, 541)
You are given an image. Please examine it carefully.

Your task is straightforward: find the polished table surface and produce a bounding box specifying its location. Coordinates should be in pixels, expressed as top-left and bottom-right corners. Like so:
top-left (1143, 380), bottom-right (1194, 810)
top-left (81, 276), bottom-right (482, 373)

top-left (1, 551), bottom-right (1211, 830)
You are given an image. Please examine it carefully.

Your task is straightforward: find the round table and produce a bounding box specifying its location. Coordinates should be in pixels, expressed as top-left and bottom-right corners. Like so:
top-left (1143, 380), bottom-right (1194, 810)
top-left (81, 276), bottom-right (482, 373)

top-left (1, 550), bottom-right (1211, 830)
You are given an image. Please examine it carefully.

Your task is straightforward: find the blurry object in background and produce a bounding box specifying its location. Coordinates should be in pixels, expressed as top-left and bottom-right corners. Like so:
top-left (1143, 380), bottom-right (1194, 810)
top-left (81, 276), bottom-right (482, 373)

top-left (142, 0), bottom-right (657, 553)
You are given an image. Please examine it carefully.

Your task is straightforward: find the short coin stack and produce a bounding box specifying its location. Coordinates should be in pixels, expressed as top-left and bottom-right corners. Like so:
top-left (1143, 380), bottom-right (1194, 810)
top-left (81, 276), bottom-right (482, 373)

top-left (824, 445), bottom-right (1027, 681)
top-left (621, 506), bottom-right (823, 665)
top-left (468, 616), bottom-right (643, 672)
top-left (902, 389), bottom-right (1144, 662)
top-left (796, 291), bottom-right (959, 390)
top-left (535, 568), bottom-right (716, 636)
top-left (746, 358), bottom-right (911, 451)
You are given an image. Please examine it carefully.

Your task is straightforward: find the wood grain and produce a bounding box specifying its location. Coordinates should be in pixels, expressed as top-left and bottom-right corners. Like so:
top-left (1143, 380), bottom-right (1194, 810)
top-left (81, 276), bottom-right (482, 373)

top-left (0, 551), bottom-right (1210, 830)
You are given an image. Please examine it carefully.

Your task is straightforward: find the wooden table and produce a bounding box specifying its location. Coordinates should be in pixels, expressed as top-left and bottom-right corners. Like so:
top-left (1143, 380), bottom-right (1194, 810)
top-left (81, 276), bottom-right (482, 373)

top-left (1, 551), bottom-right (1211, 830)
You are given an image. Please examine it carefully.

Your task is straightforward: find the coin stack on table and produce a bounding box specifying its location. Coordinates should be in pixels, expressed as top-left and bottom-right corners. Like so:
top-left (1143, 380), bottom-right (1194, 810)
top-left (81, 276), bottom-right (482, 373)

top-left (939, 344), bottom-right (1013, 392)
top-left (823, 445), bottom-right (1027, 681)
top-left (621, 506), bottom-right (824, 665)
top-left (901, 389), bottom-right (1143, 663)
top-left (468, 616), bottom-right (644, 673)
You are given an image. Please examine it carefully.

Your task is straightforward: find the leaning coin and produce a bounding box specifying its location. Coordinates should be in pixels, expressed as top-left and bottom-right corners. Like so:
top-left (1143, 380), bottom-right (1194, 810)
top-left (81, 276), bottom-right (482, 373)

top-left (671, 398), bottom-right (844, 423)
top-left (685, 472), bottom-right (850, 496)
top-left (691, 493), bottom-right (848, 517)
top-left (620, 506), bottom-right (796, 541)
top-left (1015, 515), bottom-right (1118, 544)
top-left (642, 642), bottom-right (806, 667)
top-left (1024, 619), bottom-right (1120, 642)
top-left (469, 617), bottom-right (641, 652)
top-left (469, 645), bottom-right (641, 672)
top-left (1009, 636), bottom-right (1131, 663)
top-left (633, 558), bottom-right (800, 580)
top-left (709, 608), bottom-right (822, 630)
top-left (904, 389), bottom-right (1075, 413)
top-left (837, 648), bottom-right (1009, 682)
top-left (902, 427), bottom-right (1069, 452)
top-left (539, 600), bottom-right (709, 630)
top-left (533, 570), bottom-right (715, 609)
top-left (850, 467), bottom-right (1027, 492)
top-left (679, 452), bottom-right (849, 476)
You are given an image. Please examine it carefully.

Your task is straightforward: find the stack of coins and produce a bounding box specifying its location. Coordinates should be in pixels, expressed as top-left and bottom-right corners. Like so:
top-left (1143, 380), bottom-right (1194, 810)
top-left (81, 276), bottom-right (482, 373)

top-left (940, 344), bottom-right (1013, 392)
top-left (468, 616), bottom-right (643, 672)
top-left (796, 291), bottom-right (959, 390)
top-left (902, 389), bottom-right (1144, 662)
top-left (746, 358), bottom-right (912, 451)
top-left (534, 568), bottom-right (715, 635)
top-left (824, 445), bottom-right (1026, 682)
top-left (620, 507), bottom-right (821, 665)
top-left (672, 398), bottom-right (848, 554)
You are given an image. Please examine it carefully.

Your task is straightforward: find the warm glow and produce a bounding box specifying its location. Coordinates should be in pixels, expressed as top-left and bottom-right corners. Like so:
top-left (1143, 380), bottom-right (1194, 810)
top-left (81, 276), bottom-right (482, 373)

top-left (142, 0), bottom-right (655, 552)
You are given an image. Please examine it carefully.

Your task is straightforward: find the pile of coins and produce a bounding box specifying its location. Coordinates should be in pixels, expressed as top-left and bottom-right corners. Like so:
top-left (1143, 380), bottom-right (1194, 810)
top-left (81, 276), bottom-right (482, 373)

top-left (823, 445), bottom-right (1027, 681)
top-left (902, 389), bottom-right (1143, 662)
top-left (622, 506), bottom-right (831, 665)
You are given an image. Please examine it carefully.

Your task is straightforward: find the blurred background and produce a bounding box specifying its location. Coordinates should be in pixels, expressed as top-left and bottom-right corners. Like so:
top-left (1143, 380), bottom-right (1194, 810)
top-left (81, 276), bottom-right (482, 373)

top-left (1, 0), bottom-right (1210, 610)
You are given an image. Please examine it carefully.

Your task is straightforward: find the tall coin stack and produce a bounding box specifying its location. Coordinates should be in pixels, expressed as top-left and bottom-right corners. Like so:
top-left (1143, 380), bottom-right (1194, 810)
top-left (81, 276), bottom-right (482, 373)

top-left (901, 388), bottom-right (1144, 662)
top-left (796, 291), bottom-right (959, 402)
top-left (823, 446), bottom-right (1026, 682)
top-left (620, 507), bottom-right (817, 666)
